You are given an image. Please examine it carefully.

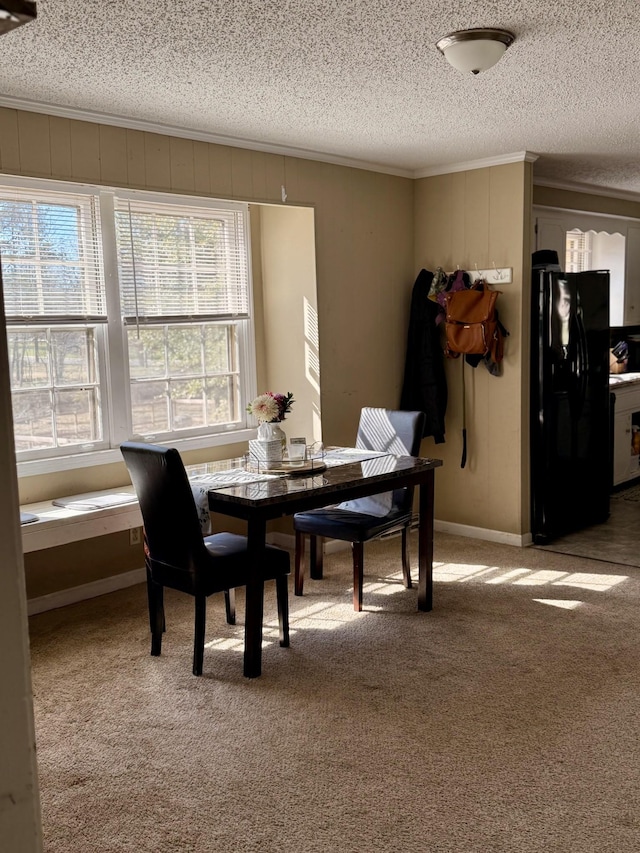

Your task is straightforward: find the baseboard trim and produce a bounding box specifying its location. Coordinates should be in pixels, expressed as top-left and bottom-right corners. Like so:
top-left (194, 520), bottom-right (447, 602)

top-left (27, 567), bottom-right (146, 616)
top-left (29, 523), bottom-right (530, 616)
top-left (267, 531), bottom-right (351, 554)
top-left (434, 520), bottom-right (531, 547)
top-left (269, 523), bottom-right (530, 552)
top-left (266, 531), bottom-right (294, 550)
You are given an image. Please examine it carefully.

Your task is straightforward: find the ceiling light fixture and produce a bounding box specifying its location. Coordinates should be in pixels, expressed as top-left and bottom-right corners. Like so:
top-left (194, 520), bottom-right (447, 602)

top-left (436, 28), bottom-right (515, 75)
top-left (0, 1), bottom-right (37, 35)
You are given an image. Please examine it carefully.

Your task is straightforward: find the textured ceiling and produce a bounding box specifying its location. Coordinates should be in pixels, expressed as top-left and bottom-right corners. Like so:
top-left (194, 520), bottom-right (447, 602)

top-left (1, 0), bottom-right (639, 194)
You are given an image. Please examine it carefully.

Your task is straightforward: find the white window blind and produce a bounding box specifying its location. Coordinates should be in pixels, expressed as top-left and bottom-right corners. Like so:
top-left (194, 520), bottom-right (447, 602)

top-left (566, 228), bottom-right (593, 273)
top-left (115, 198), bottom-right (250, 324)
top-left (0, 186), bottom-right (106, 324)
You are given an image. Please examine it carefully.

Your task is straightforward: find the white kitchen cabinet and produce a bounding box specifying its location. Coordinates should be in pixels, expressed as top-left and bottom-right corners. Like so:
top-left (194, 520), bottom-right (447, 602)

top-left (535, 215), bottom-right (566, 265)
top-left (611, 380), bottom-right (640, 485)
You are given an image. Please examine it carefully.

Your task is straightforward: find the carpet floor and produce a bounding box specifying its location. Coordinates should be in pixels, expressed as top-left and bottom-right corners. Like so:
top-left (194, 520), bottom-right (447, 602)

top-left (29, 533), bottom-right (640, 852)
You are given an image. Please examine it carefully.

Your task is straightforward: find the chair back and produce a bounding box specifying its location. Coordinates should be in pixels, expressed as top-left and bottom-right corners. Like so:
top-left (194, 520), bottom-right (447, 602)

top-left (121, 441), bottom-right (207, 580)
top-left (356, 408), bottom-right (426, 512)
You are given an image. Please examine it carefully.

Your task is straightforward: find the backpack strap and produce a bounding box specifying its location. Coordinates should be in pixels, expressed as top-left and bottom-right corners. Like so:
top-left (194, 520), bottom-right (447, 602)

top-left (460, 358), bottom-right (467, 469)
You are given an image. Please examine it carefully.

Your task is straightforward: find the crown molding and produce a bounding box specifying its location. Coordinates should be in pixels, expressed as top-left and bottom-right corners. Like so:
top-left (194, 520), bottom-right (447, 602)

top-left (0, 94), bottom-right (417, 179)
top-left (413, 151), bottom-right (539, 179)
top-left (0, 96), bottom-right (547, 183)
top-left (533, 176), bottom-right (640, 204)
top-left (13, 95), bottom-right (615, 194)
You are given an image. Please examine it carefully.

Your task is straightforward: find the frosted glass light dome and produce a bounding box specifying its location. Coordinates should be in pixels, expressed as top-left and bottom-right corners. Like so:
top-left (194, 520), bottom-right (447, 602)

top-left (436, 28), bottom-right (515, 75)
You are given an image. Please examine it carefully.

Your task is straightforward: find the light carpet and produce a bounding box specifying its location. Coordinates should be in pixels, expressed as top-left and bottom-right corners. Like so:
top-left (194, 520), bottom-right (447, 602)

top-left (29, 533), bottom-right (640, 852)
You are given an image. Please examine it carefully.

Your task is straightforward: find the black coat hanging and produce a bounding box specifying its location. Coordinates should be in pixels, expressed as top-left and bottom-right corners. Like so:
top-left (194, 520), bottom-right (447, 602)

top-left (400, 269), bottom-right (448, 443)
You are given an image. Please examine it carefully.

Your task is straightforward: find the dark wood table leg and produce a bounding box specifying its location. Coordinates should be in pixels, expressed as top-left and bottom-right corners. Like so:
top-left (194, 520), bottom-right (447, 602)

top-left (417, 470), bottom-right (435, 612)
top-left (310, 535), bottom-right (323, 579)
top-left (244, 515), bottom-right (266, 678)
top-left (294, 530), bottom-right (305, 596)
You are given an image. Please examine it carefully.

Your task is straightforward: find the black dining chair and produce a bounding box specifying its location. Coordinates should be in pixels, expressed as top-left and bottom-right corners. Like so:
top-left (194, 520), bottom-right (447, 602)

top-left (293, 407), bottom-right (426, 611)
top-left (120, 441), bottom-right (290, 676)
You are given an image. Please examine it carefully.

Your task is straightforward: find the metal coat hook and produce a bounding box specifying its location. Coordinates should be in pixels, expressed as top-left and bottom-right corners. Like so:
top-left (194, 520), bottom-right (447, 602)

top-left (493, 261), bottom-right (504, 281)
top-left (446, 265), bottom-right (511, 284)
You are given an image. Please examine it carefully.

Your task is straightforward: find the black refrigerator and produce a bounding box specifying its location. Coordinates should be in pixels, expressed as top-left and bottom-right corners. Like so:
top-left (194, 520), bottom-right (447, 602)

top-left (530, 268), bottom-right (611, 544)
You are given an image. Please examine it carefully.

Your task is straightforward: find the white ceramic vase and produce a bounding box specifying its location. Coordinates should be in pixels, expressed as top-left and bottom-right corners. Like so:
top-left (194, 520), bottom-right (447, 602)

top-left (257, 421), bottom-right (286, 458)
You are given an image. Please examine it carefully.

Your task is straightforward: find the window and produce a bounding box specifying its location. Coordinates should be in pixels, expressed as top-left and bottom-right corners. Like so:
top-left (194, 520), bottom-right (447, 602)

top-left (565, 228), bottom-right (593, 272)
top-left (0, 178), bottom-right (256, 469)
top-left (115, 196), bottom-right (250, 441)
top-left (8, 325), bottom-right (104, 452)
top-left (1, 188), bottom-right (108, 456)
top-left (126, 323), bottom-right (240, 436)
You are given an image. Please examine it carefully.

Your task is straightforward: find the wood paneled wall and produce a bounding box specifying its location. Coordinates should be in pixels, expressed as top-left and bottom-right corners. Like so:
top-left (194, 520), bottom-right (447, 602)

top-left (414, 162), bottom-right (533, 539)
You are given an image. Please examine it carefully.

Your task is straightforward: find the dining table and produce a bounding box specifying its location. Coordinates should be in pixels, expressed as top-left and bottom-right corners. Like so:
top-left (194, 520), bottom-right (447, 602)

top-left (188, 448), bottom-right (442, 678)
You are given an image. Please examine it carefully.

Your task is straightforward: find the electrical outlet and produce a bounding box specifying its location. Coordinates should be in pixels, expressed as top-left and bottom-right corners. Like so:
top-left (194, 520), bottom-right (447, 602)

top-left (129, 527), bottom-right (142, 546)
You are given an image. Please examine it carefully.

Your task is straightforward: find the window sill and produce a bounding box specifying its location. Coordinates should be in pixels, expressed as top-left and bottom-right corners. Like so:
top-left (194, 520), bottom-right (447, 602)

top-left (16, 428), bottom-right (258, 479)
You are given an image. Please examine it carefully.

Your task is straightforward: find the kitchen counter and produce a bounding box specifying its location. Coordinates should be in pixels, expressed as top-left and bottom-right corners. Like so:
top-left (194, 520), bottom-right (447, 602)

top-left (609, 372), bottom-right (640, 387)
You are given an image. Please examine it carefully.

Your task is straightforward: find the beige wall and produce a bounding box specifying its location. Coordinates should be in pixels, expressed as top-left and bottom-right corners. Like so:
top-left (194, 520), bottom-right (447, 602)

top-left (0, 107), bottom-right (415, 595)
top-left (257, 204), bottom-right (321, 444)
top-left (414, 162), bottom-right (533, 537)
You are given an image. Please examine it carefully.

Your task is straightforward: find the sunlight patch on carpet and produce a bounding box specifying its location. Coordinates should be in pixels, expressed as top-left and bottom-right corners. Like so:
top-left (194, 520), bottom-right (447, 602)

top-left (205, 636), bottom-right (244, 651)
top-left (363, 579), bottom-right (405, 597)
top-left (434, 562), bottom-right (629, 592)
top-left (513, 570), bottom-right (569, 585)
top-left (205, 623), bottom-right (283, 652)
top-left (533, 599), bottom-right (583, 610)
top-left (485, 569), bottom-right (531, 584)
top-left (290, 599), bottom-right (356, 630)
top-left (553, 572), bottom-right (628, 592)
top-left (434, 563), bottom-right (497, 582)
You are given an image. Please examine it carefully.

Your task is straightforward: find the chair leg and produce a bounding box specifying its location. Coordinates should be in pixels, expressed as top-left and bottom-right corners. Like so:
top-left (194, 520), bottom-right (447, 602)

top-left (158, 584), bottom-right (166, 634)
top-left (193, 595), bottom-right (206, 676)
top-left (146, 563), bottom-right (166, 633)
top-left (146, 565), bottom-right (155, 633)
top-left (294, 529), bottom-right (305, 596)
top-left (401, 526), bottom-right (412, 588)
top-left (352, 542), bottom-right (364, 612)
top-left (224, 588), bottom-right (236, 624)
top-left (310, 535), bottom-right (324, 579)
top-left (149, 580), bottom-right (164, 657)
top-left (276, 575), bottom-right (290, 647)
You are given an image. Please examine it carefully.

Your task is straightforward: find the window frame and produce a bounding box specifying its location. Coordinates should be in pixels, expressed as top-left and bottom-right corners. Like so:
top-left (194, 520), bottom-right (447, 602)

top-left (0, 176), bottom-right (258, 479)
top-left (8, 322), bottom-right (111, 459)
top-left (125, 319), bottom-right (247, 441)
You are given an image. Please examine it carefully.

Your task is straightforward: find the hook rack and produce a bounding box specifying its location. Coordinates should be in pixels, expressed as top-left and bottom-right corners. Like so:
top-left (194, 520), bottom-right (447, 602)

top-left (444, 266), bottom-right (512, 285)
top-left (468, 266), bottom-right (512, 285)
